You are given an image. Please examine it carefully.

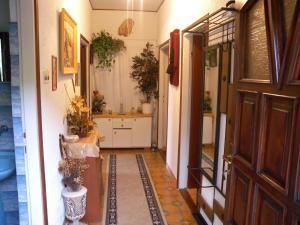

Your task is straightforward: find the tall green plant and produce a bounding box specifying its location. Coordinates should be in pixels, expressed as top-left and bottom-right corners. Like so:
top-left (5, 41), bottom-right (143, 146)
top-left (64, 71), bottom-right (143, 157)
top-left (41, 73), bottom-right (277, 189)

top-left (92, 31), bottom-right (126, 70)
top-left (130, 42), bottom-right (159, 103)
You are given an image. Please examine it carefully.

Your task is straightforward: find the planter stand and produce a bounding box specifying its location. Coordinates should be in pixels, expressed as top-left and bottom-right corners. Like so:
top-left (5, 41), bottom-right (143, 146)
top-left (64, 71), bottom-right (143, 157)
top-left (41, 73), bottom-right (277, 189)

top-left (62, 186), bottom-right (88, 225)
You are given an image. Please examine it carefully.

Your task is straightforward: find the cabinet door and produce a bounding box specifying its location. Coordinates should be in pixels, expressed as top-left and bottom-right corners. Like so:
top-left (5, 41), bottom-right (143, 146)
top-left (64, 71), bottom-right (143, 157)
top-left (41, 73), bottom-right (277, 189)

top-left (132, 117), bottom-right (152, 147)
top-left (95, 118), bottom-right (113, 148)
top-left (112, 129), bottom-right (132, 148)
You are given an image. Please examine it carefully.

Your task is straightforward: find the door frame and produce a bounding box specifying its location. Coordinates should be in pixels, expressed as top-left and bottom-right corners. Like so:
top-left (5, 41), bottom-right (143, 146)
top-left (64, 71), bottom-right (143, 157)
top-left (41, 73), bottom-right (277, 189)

top-left (157, 40), bottom-right (170, 153)
top-left (80, 34), bottom-right (90, 105)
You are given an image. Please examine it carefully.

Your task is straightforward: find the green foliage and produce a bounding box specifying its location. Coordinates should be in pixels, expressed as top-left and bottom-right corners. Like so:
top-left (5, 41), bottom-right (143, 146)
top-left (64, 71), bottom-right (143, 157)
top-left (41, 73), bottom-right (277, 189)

top-left (92, 31), bottom-right (126, 70)
top-left (130, 42), bottom-right (159, 103)
top-left (92, 90), bottom-right (106, 113)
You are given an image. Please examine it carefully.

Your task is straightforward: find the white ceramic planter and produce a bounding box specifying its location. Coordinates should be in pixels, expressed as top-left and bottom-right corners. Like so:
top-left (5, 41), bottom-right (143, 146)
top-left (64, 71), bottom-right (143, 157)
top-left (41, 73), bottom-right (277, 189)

top-left (142, 103), bottom-right (152, 114)
top-left (62, 186), bottom-right (87, 225)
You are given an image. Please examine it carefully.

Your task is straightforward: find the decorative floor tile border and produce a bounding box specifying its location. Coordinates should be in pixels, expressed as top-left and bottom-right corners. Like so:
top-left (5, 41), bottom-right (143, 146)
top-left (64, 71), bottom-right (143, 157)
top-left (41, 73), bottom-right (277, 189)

top-left (106, 154), bottom-right (117, 225)
top-left (136, 154), bottom-right (166, 225)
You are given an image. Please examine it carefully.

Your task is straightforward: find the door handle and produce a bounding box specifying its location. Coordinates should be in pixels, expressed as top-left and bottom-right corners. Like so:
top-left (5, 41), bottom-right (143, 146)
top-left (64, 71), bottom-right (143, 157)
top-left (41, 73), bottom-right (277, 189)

top-left (223, 154), bottom-right (232, 176)
top-left (223, 154), bottom-right (232, 165)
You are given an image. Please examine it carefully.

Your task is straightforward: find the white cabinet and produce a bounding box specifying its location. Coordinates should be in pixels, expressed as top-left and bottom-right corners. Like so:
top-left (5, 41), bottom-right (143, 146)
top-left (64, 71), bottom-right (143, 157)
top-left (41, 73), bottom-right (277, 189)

top-left (94, 116), bottom-right (152, 148)
top-left (132, 118), bottom-right (152, 147)
top-left (112, 129), bottom-right (132, 148)
top-left (95, 118), bottom-right (113, 148)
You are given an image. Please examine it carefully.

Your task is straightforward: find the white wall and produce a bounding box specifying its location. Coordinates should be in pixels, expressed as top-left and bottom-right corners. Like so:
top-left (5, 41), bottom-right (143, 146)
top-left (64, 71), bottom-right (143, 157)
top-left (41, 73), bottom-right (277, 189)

top-left (38, 1), bottom-right (92, 224)
top-left (157, 0), bottom-right (247, 224)
top-left (18, 0), bottom-right (44, 224)
top-left (90, 10), bottom-right (158, 113)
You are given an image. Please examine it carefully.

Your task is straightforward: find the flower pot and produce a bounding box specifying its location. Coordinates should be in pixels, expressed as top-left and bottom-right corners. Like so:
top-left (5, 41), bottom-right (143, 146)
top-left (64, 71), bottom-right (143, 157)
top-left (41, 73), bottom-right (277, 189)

top-left (62, 186), bottom-right (87, 225)
top-left (142, 103), bottom-right (152, 114)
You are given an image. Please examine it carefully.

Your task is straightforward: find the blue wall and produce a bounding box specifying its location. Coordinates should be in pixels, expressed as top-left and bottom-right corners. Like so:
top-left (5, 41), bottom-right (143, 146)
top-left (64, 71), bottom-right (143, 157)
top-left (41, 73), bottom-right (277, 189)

top-left (9, 22), bottom-right (29, 225)
top-left (0, 83), bottom-right (19, 225)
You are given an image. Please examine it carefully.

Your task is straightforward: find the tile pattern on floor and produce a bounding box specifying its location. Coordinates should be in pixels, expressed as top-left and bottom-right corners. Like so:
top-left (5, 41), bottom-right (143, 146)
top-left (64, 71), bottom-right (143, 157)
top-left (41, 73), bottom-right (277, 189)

top-left (89, 149), bottom-right (197, 225)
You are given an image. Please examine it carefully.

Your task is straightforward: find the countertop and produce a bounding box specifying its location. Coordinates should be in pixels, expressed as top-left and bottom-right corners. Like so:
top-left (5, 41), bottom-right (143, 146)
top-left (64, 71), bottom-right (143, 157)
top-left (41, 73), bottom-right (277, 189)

top-left (92, 112), bottom-right (152, 118)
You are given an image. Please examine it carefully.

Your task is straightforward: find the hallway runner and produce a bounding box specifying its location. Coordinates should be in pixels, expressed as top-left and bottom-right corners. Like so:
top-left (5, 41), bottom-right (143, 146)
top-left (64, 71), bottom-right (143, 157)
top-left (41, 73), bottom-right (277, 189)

top-left (104, 154), bottom-right (167, 225)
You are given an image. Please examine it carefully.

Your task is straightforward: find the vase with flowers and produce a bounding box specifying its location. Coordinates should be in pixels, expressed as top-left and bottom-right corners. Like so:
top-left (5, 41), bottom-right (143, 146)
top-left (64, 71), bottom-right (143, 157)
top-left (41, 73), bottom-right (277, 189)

top-left (66, 96), bottom-right (94, 138)
top-left (92, 90), bottom-right (106, 113)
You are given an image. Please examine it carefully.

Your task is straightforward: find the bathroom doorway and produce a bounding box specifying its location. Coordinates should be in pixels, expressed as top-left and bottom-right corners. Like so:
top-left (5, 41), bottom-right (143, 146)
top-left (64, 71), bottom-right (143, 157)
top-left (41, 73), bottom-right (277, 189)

top-left (158, 41), bottom-right (169, 160)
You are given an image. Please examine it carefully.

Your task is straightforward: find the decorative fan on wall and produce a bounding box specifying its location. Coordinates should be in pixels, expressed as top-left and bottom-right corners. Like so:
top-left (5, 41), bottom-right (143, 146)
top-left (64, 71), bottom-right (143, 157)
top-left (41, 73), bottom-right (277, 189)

top-left (118, 18), bottom-right (135, 37)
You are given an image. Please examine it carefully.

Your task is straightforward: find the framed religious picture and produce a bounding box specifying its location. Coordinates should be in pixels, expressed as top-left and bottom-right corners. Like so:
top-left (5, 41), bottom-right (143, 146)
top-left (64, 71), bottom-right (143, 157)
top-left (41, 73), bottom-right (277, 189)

top-left (52, 55), bottom-right (58, 91)
top-left (60, 8), bottom-right (78, 74)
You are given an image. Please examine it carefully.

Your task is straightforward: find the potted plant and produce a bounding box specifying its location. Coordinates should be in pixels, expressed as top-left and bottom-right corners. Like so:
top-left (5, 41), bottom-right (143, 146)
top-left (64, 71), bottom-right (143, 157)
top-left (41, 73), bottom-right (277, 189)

top-left (130, 42), bottom-right (159, 114)
top-left (66, 96), bottom-right (94, 137)
top-left (59, 157), bottom-right (89, 224)
top-left (92, 90), bottom-right (106, 113)
top-left (91, 31), bottom-right (126, 71)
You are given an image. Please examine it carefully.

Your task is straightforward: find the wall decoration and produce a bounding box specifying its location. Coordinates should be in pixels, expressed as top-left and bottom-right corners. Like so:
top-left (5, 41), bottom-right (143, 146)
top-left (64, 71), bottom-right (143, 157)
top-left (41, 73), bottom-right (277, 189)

top-left (91, 31), bottom-right (126, 71)
top-left (51, 55), bottom-right (57, 91)
top-left (118, 18), bottom-right (134, 37)
top-left (60, 8), bottom-right (78, 74)
top-left (166, 29), bottom-right (180, 86)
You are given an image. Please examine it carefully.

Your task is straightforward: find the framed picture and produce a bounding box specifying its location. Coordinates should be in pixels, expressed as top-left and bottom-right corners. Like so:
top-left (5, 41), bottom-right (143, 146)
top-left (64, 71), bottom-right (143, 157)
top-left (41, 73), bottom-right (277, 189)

top-left (60, 8), bottom-right (77, 74)
top-left (52, 55), bottom-right (57, 91)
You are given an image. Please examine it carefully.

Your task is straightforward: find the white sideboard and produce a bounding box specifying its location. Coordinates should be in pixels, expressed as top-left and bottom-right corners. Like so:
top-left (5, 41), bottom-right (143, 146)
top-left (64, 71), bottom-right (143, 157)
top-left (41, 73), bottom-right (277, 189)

top-left (94, 113), bottom-right (152, 148)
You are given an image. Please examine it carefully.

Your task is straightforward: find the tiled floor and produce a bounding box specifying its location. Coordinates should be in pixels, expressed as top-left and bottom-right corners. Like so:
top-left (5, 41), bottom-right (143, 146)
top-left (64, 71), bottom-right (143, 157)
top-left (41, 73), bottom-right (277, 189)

top-left (89, 149), bottom-right (197, 225)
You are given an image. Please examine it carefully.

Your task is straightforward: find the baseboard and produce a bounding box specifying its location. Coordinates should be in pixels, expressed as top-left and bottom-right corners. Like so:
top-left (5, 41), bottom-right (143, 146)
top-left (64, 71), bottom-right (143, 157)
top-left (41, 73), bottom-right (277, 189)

top-left (193, 212), bottom-right (209, 225)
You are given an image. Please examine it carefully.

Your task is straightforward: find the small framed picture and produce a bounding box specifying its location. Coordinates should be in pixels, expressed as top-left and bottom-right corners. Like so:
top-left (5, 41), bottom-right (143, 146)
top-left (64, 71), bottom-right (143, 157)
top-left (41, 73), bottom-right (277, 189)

top-left (51, 55), bottom-right (58, 91)
top-left (60, 8), bottom-right (78, 74)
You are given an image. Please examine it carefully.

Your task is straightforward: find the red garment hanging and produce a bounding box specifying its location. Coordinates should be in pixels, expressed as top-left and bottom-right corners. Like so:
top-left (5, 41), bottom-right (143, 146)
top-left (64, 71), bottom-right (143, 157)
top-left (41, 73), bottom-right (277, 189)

top-left (167, 29), bottom-right (180, 87)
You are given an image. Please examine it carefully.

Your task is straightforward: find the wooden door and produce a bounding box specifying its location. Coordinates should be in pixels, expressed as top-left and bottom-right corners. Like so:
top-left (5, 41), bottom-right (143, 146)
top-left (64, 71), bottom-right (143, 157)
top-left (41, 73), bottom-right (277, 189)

top-left (225, 1), bottom-right (300, 225)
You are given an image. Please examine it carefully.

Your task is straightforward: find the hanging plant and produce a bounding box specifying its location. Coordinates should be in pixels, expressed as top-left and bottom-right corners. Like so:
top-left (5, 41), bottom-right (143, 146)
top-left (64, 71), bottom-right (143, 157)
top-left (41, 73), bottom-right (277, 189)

top-left (91, 31), bottom-right (126, 70)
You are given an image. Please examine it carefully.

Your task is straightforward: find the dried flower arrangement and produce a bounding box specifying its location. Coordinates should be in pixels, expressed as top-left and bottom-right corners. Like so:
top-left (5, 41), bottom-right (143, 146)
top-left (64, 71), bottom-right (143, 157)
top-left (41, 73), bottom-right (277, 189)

top-left (58, 157), bottom-right (89, 192)
top-left (92, 90), bottom-right (106, 113)
top-left (66, 96), bottom-right (94, 137)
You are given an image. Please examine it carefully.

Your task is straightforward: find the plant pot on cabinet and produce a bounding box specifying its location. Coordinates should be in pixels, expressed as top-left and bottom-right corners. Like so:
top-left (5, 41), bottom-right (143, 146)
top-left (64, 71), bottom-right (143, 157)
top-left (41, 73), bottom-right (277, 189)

top-left (62, 186), bottom-right (87, 225)
top-left (142, 103), bottom-right (152, 114)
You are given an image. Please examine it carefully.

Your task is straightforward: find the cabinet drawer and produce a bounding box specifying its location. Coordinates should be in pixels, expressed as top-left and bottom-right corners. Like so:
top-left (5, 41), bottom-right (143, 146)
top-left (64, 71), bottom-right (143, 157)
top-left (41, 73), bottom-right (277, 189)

top-left (112, 118), bottom-right (132, 128)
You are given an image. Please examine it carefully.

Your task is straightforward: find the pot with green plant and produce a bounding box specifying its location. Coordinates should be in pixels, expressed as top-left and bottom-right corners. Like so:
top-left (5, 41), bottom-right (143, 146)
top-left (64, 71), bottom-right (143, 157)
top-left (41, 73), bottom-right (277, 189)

top-left (91, 31), bottom-right (126, 71)
top-left (130, 42), bottom-right (159, 114)
top-left (92, 90), bottom-right (106, 113)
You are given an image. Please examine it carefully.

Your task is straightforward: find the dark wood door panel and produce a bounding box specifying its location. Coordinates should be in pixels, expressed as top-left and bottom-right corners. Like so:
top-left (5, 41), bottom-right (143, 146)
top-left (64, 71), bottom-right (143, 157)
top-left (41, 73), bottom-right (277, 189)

top-left (257, 94), bottom-right (296, 194)
top-left (227, 166), bottom-right (252, 225)
top-left (252, 186), bottom-right (287, 225)
top-left (234, 90), bottom-right (259, 168)
top-left (225, 0), bottom-right (300, 223)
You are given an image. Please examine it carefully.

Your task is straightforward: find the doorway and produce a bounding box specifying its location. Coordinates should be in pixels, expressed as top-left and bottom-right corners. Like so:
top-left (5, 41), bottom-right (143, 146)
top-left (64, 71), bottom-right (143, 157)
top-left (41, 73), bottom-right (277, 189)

top-left (158, 41), bottom-right (169, 160)
top-left (80, 34), bottom-right (89, 104)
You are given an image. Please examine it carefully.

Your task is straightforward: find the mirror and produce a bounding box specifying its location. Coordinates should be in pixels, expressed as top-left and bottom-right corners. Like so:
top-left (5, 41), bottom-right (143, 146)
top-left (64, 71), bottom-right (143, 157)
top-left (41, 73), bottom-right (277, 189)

top-left (0, 32), bottom-right (11, 82)
top-left (200, 45), bottom-right (220, 182)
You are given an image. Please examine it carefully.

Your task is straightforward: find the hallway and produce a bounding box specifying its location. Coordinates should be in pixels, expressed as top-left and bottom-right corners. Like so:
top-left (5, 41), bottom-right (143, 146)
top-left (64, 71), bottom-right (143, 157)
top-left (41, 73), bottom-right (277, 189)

top-left (87, 149), bottom-right (198, 225)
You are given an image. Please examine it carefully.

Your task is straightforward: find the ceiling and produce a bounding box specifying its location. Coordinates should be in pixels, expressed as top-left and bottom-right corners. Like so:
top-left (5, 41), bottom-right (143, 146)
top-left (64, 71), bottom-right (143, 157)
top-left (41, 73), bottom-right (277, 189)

top-left (89, 0), bottom-right (164, 12)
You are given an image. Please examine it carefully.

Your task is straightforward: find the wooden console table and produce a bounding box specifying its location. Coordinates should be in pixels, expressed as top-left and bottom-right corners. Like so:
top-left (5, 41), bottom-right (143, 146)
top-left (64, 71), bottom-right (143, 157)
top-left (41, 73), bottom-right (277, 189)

top-left (68, 130), bottom-right (103, 223)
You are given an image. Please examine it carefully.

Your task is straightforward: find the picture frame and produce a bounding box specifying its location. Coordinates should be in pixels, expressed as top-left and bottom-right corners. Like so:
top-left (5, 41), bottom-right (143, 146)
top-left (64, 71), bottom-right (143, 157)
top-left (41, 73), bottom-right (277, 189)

top-left (60, 8), bottom-right (78, 74)
top-left (51, 55), bottom-right (58, 91)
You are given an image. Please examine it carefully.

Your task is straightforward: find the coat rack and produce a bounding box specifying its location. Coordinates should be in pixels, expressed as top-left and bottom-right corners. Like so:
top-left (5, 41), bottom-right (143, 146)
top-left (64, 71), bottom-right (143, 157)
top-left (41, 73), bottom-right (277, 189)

top-left (183, 7), bottom-right (236, 45)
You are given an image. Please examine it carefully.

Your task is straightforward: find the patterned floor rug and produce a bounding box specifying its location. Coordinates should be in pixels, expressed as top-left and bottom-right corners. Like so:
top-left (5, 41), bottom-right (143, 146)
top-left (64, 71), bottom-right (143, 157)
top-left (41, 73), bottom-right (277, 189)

top-left (103, 154), bottom-right (168, 225)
